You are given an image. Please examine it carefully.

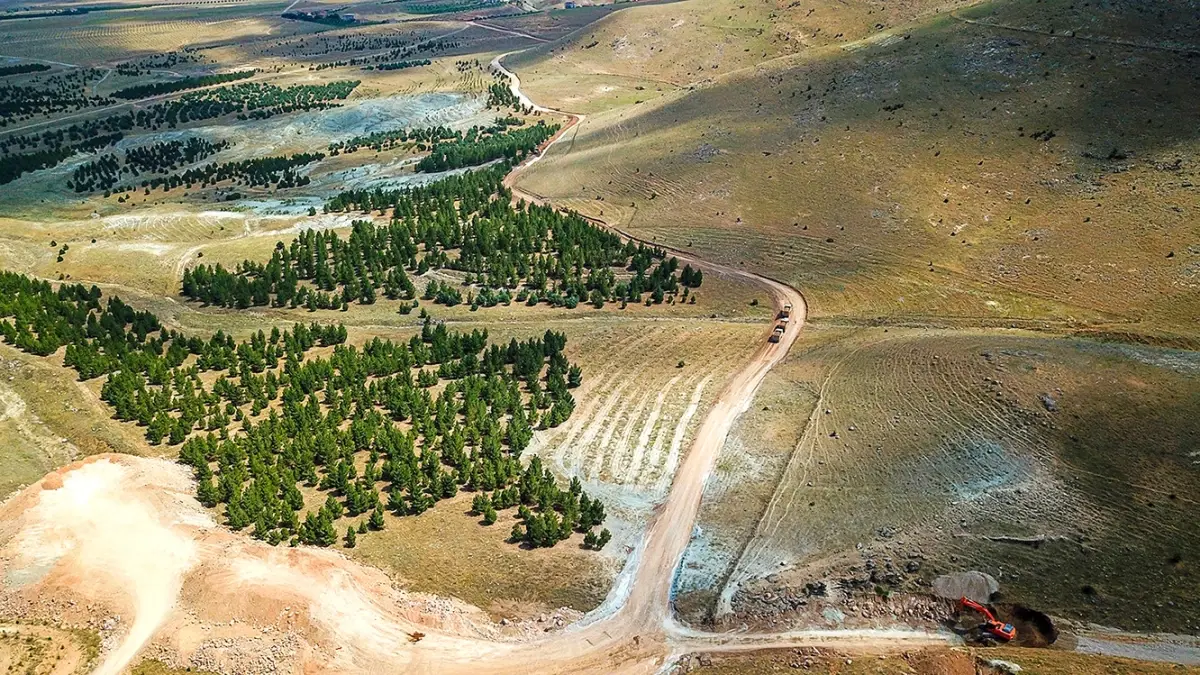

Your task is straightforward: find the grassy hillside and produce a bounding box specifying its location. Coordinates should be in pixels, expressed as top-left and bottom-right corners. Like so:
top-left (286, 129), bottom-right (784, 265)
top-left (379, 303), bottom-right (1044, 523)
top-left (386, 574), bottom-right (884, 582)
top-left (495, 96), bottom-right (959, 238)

top-left (509, 0), bottom-right (1200, 637)
top-left (680, 327), bottom-right (1200, 633)
top-left (515, 0), bottom-right (1200, 339)
top-left (508, 0), bottom-right (970, 113)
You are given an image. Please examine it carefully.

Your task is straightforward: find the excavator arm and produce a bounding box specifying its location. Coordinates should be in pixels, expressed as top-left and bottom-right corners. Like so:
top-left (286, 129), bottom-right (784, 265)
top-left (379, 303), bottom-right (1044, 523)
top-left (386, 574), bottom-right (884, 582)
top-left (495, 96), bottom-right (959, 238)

top-left (959, 597), bottom-right (1017, 642)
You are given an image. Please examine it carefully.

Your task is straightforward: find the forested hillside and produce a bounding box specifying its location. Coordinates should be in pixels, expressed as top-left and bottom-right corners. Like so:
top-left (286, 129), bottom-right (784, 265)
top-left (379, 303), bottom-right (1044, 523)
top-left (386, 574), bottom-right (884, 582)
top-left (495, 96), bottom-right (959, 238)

top-left (183, 165), bottom-right (701, 312)
top-left (0, 271), bottom-right (610, 552)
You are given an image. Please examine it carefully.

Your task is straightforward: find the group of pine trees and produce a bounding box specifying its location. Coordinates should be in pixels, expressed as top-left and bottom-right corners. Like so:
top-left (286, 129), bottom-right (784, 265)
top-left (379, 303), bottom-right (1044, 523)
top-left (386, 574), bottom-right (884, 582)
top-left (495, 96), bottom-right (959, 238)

top-left (127, 151), bottom-right (323, 194)
top-left (328, 117), bottom-right (525, 157)
top-left (0, 68), bottom-right (110, 124)
top-left (70, 138), bottom-right (230, 193)
top-left (1, 80), bottom-right (358, 185)
top-left (114, 50), bottom-right (202, 77)
top-left (329, 124), bottom-right (460, 155)
top-left (487, 79), bottom-right (521, 110)
top-left (110, 70), bottom-right (256, 100)
top-left (415, 121), bottom-right (558, 173)
top-left (0, 133), bottom-right (123, 185)
top-left (0, 270), bottom-right (609, 552)
top-left (368, 59), bottom-right (431, 71)
top-left (0, 62), bottom-right (50, 77)
top-left (180, 165), bottom-right (700, 312)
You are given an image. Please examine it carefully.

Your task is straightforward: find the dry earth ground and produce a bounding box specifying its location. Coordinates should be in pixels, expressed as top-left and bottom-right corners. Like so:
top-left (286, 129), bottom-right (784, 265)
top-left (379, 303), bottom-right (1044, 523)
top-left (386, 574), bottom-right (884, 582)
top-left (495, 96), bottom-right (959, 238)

top-left (677, 326), bottom-right (1200, 634)
top-left (683, 645), bottom-right (1200, 675)
top-left (0, 623), bottom-right (99, 675)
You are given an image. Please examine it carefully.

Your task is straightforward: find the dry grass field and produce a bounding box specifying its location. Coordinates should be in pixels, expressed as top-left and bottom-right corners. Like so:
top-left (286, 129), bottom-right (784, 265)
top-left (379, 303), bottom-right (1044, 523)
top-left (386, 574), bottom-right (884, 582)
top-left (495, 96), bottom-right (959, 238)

top-left (350, 490), bottom-right (615, 620)
top-left (0, 4), bottom-right (314, 65)
top-left (678, 325), bottom-right (1200, 634)
top-left (501, 1), bottom-right (1200, 640)
top-left (515, 0), bottom-right (1200, 339)
top-left (0, 623), bottom-right (99, 675)
top-left (0, 344), bottom-right (151, 499)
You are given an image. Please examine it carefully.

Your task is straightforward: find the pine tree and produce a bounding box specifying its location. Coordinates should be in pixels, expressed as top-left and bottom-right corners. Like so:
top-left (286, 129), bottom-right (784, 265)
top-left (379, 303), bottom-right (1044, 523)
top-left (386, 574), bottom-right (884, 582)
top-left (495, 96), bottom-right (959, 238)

top-left (345, 526), bottom-right (356, 548)
top-left (387, 488), bottom-right (405, 514)
top-left (369, 505), bottom-right (386, 530)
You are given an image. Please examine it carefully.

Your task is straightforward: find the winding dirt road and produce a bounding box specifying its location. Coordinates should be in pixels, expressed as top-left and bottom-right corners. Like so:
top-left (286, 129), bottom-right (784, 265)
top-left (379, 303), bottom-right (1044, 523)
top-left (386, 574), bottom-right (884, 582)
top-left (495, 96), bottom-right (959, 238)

top-left (459, 53), bottom-right (943, 671)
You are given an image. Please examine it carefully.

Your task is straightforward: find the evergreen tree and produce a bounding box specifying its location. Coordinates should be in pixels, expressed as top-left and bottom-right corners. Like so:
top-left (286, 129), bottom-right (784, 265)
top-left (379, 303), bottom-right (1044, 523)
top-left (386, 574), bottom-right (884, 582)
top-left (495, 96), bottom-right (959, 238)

top-left (369, 505), bottom-right (386, 530)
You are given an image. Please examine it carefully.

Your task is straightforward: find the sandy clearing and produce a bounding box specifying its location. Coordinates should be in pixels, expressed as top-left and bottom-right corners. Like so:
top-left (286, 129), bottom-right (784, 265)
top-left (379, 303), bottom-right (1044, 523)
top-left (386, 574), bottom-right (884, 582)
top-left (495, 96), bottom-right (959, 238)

top-left (2, 456), bottom-right (207, 675)
top-left (114, 242), bottom-right (176, 256)
top-left (564, 379), bottom-right (631, 474)
top-left (0, 455), bottom-right (520, 674)
top-left (0, 623), bottom-right (91, 674)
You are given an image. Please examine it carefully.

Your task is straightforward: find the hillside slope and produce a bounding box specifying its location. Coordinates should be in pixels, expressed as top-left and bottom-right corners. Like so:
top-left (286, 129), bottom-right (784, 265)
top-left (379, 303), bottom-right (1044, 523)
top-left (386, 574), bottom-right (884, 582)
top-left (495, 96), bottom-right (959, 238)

top-left (515, 0), bottom-right (1200, 339)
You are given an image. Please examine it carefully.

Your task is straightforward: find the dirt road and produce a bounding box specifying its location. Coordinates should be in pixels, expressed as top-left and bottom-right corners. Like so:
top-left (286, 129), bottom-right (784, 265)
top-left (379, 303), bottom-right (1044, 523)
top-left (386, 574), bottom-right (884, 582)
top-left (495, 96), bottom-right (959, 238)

top-left (478, 53), bottom-right (942, 668)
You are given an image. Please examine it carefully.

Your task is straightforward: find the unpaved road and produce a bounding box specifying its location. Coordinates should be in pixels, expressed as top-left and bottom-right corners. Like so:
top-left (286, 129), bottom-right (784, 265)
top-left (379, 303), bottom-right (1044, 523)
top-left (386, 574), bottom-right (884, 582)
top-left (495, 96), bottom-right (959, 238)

top-left (477, 53), bottom-right (944, 669)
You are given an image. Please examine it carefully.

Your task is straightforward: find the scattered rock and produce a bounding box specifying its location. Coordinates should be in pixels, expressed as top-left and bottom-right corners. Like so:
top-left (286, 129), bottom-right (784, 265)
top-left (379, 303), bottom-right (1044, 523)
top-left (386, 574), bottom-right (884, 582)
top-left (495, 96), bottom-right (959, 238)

top-left (1039, 393), bottom-right (1058, 412)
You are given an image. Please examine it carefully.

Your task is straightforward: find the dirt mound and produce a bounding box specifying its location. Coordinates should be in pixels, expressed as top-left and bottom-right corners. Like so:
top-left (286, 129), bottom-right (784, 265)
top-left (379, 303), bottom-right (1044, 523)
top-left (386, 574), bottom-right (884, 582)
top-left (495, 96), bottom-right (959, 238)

top-left (997, 604), bottom-right (1058, 648)
top-left (932, 571), bottom-right (999, 604)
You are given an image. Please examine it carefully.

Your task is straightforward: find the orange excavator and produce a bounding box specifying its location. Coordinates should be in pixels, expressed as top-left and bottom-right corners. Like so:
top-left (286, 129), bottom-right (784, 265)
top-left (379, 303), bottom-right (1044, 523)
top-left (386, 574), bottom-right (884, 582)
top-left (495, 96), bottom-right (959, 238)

top-left (960, 597), bottom-right (1017, 643)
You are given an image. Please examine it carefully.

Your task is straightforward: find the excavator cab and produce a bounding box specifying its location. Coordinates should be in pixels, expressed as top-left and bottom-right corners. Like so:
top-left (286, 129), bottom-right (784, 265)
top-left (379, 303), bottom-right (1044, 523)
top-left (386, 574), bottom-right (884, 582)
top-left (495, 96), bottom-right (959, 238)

top-left (959, 597), bottom-right (1017, 642)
